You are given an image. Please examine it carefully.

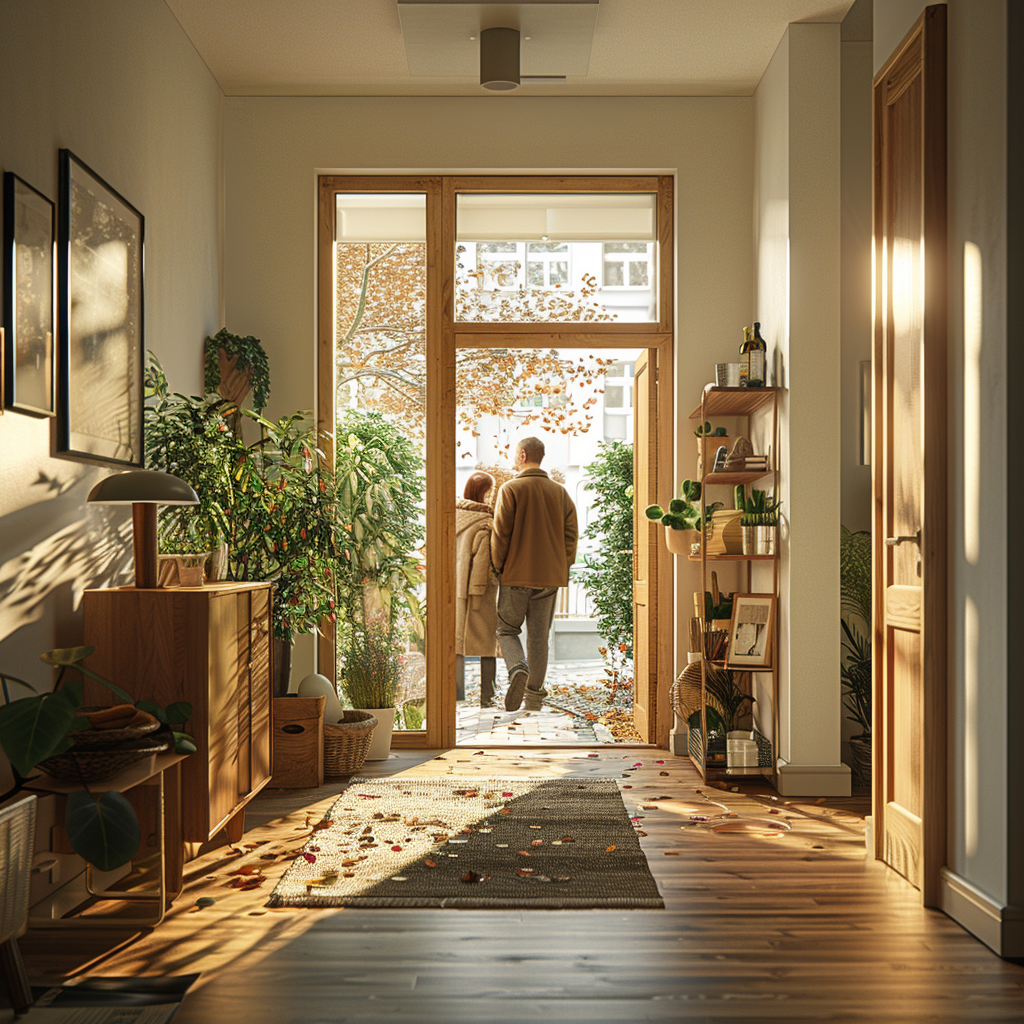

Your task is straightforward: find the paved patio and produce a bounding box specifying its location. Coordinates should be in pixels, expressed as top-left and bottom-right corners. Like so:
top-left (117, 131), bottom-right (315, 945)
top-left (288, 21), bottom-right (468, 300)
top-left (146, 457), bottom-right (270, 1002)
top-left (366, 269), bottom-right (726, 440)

top-left (456, 657), bottom-right (641, 745)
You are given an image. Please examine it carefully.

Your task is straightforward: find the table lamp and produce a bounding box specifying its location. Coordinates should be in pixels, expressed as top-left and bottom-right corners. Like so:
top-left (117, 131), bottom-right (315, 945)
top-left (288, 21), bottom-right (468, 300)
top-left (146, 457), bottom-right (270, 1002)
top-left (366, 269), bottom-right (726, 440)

top-left (87, 470), bottom-right (199, 588)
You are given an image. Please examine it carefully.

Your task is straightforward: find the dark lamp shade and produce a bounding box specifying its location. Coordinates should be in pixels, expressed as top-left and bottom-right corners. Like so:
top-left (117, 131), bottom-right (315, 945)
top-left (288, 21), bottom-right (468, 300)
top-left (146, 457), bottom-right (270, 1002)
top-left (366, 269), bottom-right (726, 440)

top-left (87, 470), bottom-right (199, 507)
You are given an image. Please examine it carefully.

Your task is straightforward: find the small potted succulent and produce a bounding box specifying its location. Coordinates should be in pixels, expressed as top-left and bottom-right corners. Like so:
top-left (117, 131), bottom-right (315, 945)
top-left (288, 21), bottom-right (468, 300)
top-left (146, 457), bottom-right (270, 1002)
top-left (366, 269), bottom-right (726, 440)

top-left (737, 487), bottom-right (782, 556)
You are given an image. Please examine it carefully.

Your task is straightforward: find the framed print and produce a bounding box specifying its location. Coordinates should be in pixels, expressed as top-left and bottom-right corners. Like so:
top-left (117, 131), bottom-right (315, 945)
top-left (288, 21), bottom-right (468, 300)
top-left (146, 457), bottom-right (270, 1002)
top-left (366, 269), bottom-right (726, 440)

top-left (3, 172), bottom-right (56, 416)
top-left (726, 593), bottom-right (776, 669)
top-left (57, 149), bottom-right (144, 465)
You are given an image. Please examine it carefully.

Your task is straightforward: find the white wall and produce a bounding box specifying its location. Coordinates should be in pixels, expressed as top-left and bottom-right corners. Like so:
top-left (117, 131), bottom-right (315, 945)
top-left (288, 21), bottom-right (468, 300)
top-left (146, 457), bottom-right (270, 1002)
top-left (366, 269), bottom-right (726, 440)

top-left (222, 95), bottom-right (756, 694)
top-left (0, 0), bottom-right (223, 684)
top-left (754, 25), bottom-right (849, 796)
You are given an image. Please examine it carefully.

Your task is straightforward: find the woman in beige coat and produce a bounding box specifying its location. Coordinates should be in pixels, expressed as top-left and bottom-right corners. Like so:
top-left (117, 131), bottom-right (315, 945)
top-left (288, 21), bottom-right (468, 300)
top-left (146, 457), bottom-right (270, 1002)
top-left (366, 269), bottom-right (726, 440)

top-left (455, 472), bottom-right (500, 705)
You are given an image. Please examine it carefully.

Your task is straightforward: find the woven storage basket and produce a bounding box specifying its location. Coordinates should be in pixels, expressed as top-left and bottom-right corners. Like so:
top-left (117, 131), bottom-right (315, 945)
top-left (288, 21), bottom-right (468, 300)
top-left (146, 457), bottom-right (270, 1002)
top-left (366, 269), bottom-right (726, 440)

top-left (0, 794), bottom-right (36, 944)
top-left (323, 710), bottom-right (378, 779)
top-left (38, 734), bottom-right (170, 783)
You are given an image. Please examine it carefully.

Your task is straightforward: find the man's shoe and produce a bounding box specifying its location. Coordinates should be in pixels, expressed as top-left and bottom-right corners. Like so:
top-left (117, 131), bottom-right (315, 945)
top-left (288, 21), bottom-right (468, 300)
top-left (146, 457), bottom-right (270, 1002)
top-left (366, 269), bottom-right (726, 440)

top-left (524, 686), bottom-right (548, 712)
top-left (505, 670), bottom-right (529, 711)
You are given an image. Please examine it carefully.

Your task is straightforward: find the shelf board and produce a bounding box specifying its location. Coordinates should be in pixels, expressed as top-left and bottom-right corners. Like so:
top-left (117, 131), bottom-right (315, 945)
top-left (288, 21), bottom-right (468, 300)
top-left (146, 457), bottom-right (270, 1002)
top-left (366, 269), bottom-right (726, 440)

top-left (703, 470), bottom-right (772, 485)
top-left (688, 553), bottom-right (777, 561)
top-left (689, 385), bottom-right (780, 420)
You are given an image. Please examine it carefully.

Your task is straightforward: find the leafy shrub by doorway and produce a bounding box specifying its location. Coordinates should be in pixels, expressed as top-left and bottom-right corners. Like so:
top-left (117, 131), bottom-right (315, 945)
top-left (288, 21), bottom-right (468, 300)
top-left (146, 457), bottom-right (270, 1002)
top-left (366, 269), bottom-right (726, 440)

top-left (579, 440), bottom-right (634, 662)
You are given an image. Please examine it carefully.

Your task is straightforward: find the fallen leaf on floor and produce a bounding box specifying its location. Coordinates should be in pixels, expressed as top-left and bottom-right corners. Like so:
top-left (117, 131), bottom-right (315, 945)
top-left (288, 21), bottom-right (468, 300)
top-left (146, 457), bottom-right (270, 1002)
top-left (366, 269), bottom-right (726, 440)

top-left (606, 845), bottom-right (617, 853)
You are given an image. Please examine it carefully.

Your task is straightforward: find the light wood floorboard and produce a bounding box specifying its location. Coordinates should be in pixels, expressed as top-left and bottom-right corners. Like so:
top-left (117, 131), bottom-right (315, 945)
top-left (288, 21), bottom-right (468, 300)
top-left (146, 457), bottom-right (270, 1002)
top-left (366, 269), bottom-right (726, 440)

top-left (11, 749), bottom-right (1024, 1023)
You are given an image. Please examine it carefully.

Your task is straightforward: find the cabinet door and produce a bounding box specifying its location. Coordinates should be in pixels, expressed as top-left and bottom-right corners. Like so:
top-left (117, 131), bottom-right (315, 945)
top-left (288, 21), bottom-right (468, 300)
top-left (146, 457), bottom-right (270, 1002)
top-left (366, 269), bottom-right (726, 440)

top-left (248, 587), bottom-right (272, 792)
top-left (208, 593), bottom-right (242, 834)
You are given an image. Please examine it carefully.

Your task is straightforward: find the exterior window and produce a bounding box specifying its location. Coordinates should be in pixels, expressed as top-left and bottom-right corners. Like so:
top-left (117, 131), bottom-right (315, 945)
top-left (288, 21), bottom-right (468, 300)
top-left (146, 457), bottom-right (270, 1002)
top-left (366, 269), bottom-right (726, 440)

top-left (603, 242), bottom-right (653, 289)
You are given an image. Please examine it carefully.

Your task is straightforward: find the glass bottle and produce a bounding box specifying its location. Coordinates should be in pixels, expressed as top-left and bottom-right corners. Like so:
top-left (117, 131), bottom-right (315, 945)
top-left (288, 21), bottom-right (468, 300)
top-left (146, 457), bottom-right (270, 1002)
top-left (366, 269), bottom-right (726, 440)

top-left (740, 321), bottom-right (767, 387)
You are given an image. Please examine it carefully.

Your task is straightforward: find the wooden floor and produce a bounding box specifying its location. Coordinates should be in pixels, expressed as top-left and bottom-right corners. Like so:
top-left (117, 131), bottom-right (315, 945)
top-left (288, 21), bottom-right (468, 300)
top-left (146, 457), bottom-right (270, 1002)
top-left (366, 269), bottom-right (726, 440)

top-left (12, 748), bottom-right (1024, 1023)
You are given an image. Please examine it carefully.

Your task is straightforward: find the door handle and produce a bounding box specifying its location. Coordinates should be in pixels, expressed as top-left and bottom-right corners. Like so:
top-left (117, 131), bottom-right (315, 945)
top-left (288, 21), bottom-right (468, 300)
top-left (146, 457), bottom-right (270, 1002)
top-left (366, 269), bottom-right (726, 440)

top-left (886, 530), bottom-right (921, 547)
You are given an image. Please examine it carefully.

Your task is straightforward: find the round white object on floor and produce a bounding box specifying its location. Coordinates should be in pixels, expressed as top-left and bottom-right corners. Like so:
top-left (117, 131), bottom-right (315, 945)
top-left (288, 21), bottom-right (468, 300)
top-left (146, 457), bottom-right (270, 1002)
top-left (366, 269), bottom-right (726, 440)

top-left (297, 672), bottom-right (344, 724)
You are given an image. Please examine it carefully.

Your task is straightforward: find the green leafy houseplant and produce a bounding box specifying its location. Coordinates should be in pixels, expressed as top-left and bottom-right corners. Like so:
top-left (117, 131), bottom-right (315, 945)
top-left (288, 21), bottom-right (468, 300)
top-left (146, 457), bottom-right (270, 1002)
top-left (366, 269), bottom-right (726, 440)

top-left (646, 478), bottom-right (702, 532)
top-left (841, 526), bottom-right (872, 784)
top-left (333, 410), bottom-right (425, 658)
top-left (579, 441), bottom-right (634, 669)
top-left (0, 647), bottom-right (194, 872)
top-left (204, 328), bottom-right (271, 414)
top-left (144, 355), bottom-right (233, 556)
top-left (228, 409), bottom-right (340, 644)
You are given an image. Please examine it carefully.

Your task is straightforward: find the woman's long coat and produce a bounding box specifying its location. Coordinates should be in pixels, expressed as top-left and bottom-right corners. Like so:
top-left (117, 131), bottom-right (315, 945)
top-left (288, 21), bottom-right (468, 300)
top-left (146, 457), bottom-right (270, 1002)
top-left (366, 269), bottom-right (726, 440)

top-left (455, 499), bottom-right (499, 657)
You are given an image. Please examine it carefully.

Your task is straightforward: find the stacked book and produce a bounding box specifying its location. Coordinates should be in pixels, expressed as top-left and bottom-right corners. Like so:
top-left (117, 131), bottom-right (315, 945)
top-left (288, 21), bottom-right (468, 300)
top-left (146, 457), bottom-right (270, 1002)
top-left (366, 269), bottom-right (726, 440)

top-left (723, 454), bottom-right (769, 473)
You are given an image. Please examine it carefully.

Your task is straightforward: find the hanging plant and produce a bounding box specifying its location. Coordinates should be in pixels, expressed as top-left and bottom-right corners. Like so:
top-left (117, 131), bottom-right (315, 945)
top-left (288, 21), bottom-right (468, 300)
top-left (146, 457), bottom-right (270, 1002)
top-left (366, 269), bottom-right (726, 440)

top-left (204, 327), bottom-right (271, 413)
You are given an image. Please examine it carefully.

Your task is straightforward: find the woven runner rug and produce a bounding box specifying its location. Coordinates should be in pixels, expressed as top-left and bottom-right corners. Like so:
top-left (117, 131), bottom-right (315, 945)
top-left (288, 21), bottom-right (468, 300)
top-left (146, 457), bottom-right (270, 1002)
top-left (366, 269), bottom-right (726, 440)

top-left (268, 777), bottom-right (664, 909)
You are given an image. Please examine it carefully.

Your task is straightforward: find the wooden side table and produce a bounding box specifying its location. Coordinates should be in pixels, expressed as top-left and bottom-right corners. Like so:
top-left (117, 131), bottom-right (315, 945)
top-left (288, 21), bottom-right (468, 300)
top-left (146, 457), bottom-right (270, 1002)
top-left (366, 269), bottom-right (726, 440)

top-left (28, 753), bottom-right (185, 929)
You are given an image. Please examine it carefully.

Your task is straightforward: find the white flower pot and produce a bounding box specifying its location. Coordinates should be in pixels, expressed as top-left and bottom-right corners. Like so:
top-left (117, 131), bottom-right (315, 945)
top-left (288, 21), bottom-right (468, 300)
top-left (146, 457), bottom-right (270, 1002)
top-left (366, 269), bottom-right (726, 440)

top-left (354, 706), bottom-right (396, 760)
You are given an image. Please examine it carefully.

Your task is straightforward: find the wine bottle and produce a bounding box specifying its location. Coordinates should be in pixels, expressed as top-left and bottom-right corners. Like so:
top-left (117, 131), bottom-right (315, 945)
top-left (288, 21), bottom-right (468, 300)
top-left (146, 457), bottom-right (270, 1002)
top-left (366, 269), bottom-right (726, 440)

top-left (740, 321), bottom-right (767, 387)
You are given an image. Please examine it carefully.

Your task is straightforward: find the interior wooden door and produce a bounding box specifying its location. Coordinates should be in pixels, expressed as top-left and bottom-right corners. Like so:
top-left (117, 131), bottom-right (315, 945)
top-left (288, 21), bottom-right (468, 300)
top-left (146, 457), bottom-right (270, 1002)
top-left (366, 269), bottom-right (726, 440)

top-left (872, 5), bottom-right (946, 904)
top-left (632, 349), bottom-right (658, 742)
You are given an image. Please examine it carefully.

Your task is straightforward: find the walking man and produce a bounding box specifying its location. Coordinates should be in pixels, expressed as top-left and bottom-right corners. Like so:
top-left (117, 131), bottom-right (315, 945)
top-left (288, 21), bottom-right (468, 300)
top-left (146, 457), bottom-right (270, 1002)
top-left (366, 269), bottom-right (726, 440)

top-left (491, 436), bottom-right (578, 711)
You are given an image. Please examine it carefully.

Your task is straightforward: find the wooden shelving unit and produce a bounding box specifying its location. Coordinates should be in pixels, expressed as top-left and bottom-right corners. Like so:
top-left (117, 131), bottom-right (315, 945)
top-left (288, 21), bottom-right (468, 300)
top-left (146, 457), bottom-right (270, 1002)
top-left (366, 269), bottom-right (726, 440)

top-left (690, 385), bottom-right (781, 783)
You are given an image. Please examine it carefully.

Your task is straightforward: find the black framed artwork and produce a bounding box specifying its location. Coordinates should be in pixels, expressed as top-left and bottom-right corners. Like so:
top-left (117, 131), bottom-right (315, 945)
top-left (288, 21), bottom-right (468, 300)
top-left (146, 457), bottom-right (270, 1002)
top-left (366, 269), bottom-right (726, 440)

top-left (3, 172), bottom-right (56, 417)
top-left (57, 149), bottom-right (144, 465)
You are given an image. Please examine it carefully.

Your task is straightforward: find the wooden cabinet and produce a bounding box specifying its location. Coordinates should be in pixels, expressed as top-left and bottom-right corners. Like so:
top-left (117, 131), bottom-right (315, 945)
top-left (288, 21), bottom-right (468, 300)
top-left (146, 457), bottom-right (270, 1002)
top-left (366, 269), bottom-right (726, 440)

top-left (82, 583), bottom-right (273, 843)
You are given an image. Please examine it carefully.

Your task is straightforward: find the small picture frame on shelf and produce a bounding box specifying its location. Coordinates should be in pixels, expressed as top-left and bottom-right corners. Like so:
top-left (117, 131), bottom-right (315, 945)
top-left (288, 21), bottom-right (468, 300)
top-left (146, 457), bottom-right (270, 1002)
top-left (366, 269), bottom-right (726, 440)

top-left (726, 593), bottom-right (775, 669)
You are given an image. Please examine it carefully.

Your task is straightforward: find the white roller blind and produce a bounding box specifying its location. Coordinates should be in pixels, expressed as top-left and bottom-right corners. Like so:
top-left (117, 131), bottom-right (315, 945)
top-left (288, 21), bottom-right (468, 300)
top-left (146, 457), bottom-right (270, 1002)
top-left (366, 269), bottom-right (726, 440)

top-left (335, 193), bottom-right (426, 242)
top-left (457, 193), bottom-right (656, 242)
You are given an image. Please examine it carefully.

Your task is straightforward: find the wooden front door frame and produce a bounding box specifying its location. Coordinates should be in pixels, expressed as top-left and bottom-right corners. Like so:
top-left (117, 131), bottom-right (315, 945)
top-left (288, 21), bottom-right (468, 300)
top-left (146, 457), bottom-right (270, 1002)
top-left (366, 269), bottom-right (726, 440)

top-left (871, 6), bottom-right (947, 905)
top-left (318, 174), bottom-right (674, 750)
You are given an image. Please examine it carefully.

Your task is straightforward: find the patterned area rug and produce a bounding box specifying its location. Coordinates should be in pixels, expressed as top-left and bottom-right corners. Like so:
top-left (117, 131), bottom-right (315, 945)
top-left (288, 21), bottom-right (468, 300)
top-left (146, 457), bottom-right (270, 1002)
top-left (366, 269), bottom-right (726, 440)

top-left (268, 777), bottom-right (664, 909)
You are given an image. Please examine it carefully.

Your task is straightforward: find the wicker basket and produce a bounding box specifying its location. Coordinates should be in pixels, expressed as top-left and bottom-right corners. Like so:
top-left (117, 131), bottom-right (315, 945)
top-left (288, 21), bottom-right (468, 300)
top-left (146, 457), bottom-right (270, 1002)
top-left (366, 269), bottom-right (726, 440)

top-left (323, 710), bottom-right (378, 779)
top-left (38, 734), bottom-right (170, 783)
top-left (66, 706), bottom-right (162, 748)
top-left (0, 795), bottom-right (36, 945)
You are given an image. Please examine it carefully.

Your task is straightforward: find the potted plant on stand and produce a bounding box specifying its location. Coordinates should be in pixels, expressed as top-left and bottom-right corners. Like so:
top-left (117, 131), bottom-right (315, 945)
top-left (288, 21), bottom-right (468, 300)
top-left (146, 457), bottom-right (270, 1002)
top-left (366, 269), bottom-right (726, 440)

top-left (738, 489), bottom-right (782, 556)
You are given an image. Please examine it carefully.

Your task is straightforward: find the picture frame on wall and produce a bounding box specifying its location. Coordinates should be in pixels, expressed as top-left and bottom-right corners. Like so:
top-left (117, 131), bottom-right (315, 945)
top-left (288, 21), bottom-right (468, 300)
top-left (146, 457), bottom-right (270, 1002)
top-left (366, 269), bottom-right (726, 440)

top-left (726, 593), bottom-right (775, 669)
top-left (3, 172), bottom-right (57, 417)
top-left (57, 149), bottom-right (144, 465)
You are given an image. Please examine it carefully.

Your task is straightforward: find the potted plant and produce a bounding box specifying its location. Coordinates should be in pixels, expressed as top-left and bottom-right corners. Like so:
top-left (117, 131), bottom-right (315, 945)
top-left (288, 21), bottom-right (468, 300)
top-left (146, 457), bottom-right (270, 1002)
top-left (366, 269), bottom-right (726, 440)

top-left (339, 621), bottom-right (401, 760)
top-left (0, 648), bottom-right (194, 872)
top-left (738, 488), bottom-right (782, 556)
top-left (144, 356), bottom-right (233, 580)
top-left (645, 480), bottom-right (719, 556)
top-left (841, 526), bottom-right (872, 786)
top-left (228, 409), bottom-right (340, 695)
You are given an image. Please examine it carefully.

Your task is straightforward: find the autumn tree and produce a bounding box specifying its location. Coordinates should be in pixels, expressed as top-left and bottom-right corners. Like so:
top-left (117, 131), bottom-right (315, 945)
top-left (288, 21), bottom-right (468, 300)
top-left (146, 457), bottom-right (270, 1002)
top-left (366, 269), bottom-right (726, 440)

top-left (334, 242), bottom-right (616, 447)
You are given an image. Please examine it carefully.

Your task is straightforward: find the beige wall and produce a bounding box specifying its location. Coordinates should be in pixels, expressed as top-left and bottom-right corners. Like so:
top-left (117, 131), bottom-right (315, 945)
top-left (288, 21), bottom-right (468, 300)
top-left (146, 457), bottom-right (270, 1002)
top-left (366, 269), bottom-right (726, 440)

top-left (754, 25), bottom-right (849, 795)
top-left (0, 0), bottom-right (223, 689)
top-left (222, 95), bottom-right (756, 687)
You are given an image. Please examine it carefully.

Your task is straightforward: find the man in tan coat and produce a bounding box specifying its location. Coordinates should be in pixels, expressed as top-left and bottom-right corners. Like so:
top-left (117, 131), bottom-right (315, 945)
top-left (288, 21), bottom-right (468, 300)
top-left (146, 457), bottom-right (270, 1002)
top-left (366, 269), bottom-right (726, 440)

top-left (491, 437), bottom-right (578, 711)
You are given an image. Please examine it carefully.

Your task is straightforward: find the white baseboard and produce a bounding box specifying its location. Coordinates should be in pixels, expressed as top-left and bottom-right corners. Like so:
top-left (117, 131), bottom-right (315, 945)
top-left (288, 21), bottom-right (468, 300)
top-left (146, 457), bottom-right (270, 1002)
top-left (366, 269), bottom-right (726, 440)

top-left (939, 867), bottom-right (1024, 957)
top-left (775, 759), bottom-right (852, 796)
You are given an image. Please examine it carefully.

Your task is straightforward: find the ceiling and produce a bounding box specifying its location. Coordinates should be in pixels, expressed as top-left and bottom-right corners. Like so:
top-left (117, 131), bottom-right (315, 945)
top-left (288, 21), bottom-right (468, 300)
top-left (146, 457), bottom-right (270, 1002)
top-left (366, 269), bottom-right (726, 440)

top-left (165, 0), bottom-right (858, 98)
